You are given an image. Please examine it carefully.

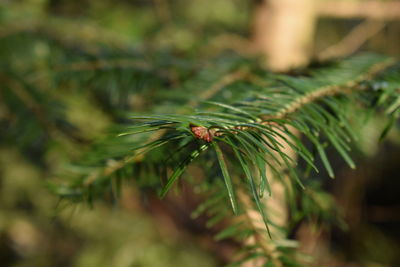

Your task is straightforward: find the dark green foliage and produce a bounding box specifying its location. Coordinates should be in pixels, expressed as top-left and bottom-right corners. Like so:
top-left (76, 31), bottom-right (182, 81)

top-left (1, 10), bottom-right (400, 266)
top-left (56, 53), bottom-right (399, 265)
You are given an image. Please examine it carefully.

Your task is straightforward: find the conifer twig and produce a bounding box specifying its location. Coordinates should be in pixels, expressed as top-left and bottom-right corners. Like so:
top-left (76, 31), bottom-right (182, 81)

top-left (262, 59), bottom-right (394, 120)
top-left (0, 74), bottom-right (85, 147)
top-left (196, 58), bottom-right (395, 141)
top-left (238, 190), bottom-right (282, 267)
top-left (84, 68), bottom-right (250, 185)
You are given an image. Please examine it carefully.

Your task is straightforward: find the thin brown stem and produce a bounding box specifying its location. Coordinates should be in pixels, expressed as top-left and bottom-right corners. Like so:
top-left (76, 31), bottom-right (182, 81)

top-left (318, 20), bottom-right (386, 61)
top-left (188, 68), bottom-right (250, 107)
top-left (318, 1), bottom-right (400, 20)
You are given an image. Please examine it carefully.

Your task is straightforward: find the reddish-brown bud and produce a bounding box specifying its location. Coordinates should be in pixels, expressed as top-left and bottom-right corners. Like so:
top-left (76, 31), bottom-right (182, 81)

top-left (190, 124), bottom-right (213, 142)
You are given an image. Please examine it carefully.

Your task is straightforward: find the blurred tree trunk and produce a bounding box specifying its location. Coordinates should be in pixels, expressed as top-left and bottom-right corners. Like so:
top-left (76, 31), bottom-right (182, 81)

top-left (252, 0), bottom-right (316, 71)
top-left (251, 0), bottom-right (317, 226)
top-left (243, 1), bottom-right (317, 266)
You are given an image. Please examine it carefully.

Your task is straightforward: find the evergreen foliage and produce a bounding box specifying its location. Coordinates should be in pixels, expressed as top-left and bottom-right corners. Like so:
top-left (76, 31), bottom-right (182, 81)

top-left (1, 4), bottom-right (400, 266)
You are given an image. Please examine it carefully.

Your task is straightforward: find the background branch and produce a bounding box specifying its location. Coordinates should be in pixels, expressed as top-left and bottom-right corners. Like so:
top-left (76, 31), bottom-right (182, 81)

top-left (318, 20), bottom-right (386, 61)
top-left (318, 1), bottom-right (400, 20)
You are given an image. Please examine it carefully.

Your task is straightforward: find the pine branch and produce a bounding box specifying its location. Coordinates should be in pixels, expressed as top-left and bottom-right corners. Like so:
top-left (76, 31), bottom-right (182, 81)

top-left (238, 190), bottom-right (282, 267)
top-left (3, 3), bottom-right (400, 266)
top-left (56, 53), bottom-right (400, 201)
top-left (0, 72), bottom-right (85, 146)
top-left (261, 58), bottom-right (394, 120)
top-left (45, 52), bottom-right (400, 265)
top-left (81, 67), bottom-right (252, 186)
top-left (194, 55), bottom-right (395, 142)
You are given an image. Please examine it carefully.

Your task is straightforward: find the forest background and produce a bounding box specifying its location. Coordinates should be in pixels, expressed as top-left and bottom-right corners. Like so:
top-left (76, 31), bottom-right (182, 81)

top-left (1, 0), bottom-right (400, 266)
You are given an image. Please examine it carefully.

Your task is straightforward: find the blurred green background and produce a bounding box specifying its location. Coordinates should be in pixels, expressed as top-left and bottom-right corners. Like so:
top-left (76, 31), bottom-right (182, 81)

top-left (1, 0), bottom-right (400, 266)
